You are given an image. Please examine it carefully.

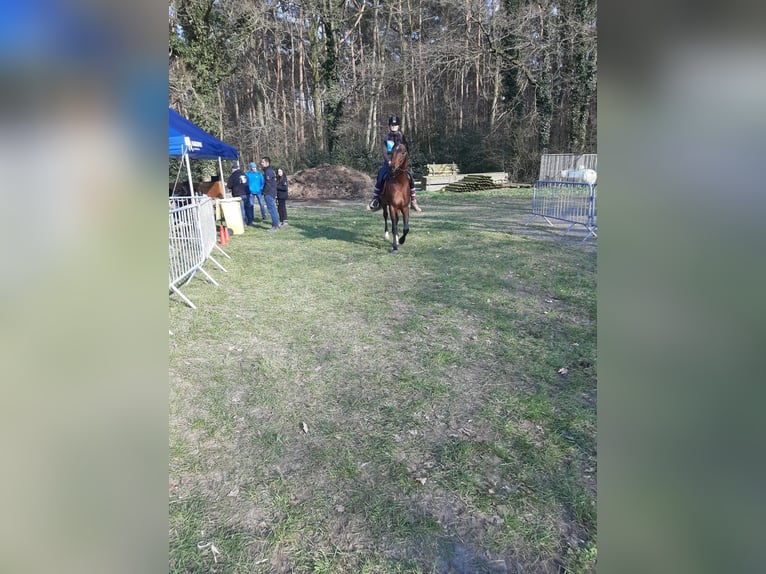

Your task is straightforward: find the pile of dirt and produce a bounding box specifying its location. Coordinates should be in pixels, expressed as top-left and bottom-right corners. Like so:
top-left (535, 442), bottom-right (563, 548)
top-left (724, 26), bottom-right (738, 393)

top-left (288, 164), bottom-right (373, 200)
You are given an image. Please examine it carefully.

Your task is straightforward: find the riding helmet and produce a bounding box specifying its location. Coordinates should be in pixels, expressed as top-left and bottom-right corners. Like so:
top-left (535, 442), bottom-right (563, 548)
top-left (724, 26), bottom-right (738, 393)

top-left (388, 114), bottom-right (401, 127)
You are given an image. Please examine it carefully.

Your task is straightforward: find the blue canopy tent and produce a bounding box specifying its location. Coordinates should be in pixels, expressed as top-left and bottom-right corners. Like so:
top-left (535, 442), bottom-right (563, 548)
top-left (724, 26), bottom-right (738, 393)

top-left (169, 108), bottom-right (238, 159)
top-left (168, 108), bottom-right (238, 196)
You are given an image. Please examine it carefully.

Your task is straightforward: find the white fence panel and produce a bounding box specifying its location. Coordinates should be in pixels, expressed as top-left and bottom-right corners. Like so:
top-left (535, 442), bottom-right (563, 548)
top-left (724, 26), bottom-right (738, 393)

top-left (527, 181), bottom-right (597, 240)
top-left (538, 154), bottom-right (597, 181)
top-left (169, 196), bottom-right (228, 309)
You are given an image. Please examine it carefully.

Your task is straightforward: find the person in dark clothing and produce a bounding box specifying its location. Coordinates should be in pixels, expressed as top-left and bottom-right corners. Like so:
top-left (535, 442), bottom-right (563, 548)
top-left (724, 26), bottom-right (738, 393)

top-left (226, 162), bottom-right (250, 225)
top-left (260, 156), bottom-right (280, 232)
top-left (367, 114), bottom-right (421, 212)
top-left (276, 168), bottom-right (289, 226)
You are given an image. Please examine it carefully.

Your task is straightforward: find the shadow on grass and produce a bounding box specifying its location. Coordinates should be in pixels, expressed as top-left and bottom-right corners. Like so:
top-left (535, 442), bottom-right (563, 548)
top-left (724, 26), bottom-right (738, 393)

top-left (290, 221), bottom-right (367, 244)
top-left (289, 215), bottom-right (409, 252)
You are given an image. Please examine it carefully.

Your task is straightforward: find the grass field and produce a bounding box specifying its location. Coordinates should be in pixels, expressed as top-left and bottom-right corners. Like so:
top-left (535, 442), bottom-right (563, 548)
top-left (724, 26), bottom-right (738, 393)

top-left (169, 189), bottom-right (597, 573)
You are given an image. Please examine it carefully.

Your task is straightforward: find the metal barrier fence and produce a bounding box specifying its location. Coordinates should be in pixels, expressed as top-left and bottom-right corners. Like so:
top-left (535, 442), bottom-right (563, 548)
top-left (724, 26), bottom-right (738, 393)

top-left (526, 180), bottom-right (597, 240)
top-left (169, 196), bottom-right (229, 309)
top-left (198, 196), bottom-right (230, 273)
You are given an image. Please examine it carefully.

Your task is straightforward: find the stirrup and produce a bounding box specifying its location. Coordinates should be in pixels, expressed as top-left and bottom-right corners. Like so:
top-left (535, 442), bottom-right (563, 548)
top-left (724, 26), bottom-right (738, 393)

top-left (411, 199), bottom-right (422, 212)
top-left (367, 197), bottom-right (380, 211)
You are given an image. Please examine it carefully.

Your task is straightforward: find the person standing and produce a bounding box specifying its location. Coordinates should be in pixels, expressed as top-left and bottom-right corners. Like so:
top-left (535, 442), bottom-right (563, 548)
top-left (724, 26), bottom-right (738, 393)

top-left (261, 156), bottom-right (280, 232)
top-left (366, 114), bottom-right (421, 212)
top-left (276, 167), bottom-right (289, 227)
top-left (246, 161), bottom-right (266, 223)
top-left (226, 162), bottom-right (250, 225)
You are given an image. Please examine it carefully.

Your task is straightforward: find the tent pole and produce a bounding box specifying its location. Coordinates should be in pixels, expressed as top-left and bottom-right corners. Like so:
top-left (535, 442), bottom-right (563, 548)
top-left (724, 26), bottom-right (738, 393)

top-left (185, 152), bottom-right (195, 196)
top-left (218, 157), bottom-right (226, 198)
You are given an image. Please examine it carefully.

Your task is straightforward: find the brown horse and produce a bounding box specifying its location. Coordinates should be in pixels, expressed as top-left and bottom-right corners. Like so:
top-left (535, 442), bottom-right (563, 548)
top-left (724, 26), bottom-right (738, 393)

top-left (380, 142), bottom-right (410, 251)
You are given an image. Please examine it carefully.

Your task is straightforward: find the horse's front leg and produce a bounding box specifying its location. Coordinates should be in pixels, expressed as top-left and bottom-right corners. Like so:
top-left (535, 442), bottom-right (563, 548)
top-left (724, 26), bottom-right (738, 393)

top-left (391, 212), bottom-right (399, 251)
top-left (383, 207), bottom-right (389, 240)
top-left (399, 208), bottom-right (409, 245)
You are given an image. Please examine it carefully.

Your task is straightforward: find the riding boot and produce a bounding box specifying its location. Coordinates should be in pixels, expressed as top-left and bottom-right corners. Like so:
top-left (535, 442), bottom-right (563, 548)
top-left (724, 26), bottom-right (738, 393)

top-left (367, 188), bottom-right (381, 211)
top-left (410, 189), bottom-right (422, 212)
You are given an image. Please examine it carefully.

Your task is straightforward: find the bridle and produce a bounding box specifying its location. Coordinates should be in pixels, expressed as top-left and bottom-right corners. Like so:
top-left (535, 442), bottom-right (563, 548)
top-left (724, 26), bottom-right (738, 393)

top-left (389, 144), bottom-right (409, 177)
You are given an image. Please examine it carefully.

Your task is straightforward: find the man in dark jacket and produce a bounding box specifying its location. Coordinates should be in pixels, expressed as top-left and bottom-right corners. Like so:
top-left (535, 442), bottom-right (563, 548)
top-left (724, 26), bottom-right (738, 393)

top-left (226, 162), bottom-right (251, 225)
top-left (260, 156), bottom-right (280, 232)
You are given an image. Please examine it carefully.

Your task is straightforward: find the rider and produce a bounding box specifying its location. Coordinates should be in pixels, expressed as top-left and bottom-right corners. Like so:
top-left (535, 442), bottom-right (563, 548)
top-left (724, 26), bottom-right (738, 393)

top-left (367, 114), bottom-right (421, 212)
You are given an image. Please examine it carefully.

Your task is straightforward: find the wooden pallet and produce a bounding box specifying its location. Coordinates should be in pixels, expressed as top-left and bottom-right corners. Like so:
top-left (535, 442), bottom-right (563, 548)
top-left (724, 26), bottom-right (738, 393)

top-left (426, 163), bottom-right (459, 175)
top-left (424, 174), bottom-right (463, 191)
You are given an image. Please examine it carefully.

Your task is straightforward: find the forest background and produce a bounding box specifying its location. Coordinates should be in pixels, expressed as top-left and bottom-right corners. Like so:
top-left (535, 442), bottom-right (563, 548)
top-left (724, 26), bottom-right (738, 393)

top-left (168, 0), bottom-right (596, 182)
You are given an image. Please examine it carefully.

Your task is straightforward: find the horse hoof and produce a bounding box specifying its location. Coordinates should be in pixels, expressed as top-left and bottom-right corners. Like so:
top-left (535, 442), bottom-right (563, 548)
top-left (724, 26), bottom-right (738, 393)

top-left (384, 232), bottom-right (389, 239)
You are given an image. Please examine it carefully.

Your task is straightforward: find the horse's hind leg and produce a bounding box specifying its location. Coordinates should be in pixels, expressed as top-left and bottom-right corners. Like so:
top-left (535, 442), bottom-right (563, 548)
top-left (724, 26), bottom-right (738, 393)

top-left (383, 209), bottom-right (389, 240)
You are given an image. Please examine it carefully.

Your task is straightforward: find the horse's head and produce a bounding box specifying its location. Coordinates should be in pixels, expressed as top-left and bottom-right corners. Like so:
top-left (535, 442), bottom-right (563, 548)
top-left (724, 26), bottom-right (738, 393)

top-left (390, 143), bottom-right (409, 172)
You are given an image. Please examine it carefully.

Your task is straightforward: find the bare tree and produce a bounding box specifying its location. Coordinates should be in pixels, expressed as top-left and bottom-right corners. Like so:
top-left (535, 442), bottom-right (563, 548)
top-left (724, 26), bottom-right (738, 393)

top-left (169, 0), bottom-right (597, 179)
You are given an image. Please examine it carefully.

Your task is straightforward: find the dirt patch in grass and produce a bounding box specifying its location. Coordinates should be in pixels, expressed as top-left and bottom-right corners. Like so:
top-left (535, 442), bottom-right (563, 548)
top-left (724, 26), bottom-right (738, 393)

top-left (288, 163), bottom-right (373, 200)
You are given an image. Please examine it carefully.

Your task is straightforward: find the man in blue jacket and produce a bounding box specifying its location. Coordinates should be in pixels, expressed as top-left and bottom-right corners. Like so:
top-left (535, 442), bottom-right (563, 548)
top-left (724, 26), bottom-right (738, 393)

top-left (246, 161), bottom-right (266, 223)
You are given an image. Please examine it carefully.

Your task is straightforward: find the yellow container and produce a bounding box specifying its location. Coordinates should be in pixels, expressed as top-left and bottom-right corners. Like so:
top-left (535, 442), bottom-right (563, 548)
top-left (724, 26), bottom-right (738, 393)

top-left (217, 198), bottom-right (245, 235)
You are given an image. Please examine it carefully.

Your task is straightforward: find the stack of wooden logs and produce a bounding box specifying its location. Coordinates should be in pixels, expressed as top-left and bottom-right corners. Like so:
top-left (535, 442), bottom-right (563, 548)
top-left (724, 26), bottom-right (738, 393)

top-left (442, 174), bottom-right (498, 193)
